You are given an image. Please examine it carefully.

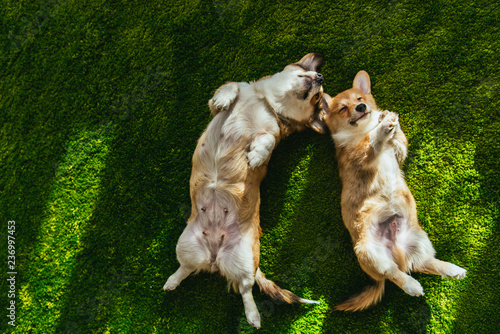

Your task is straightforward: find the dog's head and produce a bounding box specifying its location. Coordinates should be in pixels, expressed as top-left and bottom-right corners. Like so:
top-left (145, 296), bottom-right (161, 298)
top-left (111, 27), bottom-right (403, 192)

top-left (263, 53), bottom-right (327, 134)
top-left (322, 71), bottom-right (380, 138)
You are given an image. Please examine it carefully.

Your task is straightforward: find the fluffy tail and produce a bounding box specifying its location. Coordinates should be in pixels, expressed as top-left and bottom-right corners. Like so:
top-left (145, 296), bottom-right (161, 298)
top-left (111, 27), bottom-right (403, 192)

top-left (255, 268), bottom-right (319, 304)
top-left (335, 280), bottom-right (385, 312)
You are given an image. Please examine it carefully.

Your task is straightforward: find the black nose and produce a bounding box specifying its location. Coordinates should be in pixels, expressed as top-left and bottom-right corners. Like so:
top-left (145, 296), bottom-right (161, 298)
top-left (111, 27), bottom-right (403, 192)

top-left (315, 73), bottom-right (324, 84)
top-left (355, 103), bottom-right (366, 113)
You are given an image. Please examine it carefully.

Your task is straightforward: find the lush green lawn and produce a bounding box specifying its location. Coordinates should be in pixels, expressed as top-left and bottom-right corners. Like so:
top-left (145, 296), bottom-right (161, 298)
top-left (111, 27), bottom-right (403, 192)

top-left (1, 0), bottom-right (499, 333)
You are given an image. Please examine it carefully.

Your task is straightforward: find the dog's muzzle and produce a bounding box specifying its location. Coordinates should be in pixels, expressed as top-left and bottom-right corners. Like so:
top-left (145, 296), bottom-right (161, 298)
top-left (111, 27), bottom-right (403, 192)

top-left (350, 106), bottom-right (370, 126)
top-left (355, 103), bottom-right (366, 113)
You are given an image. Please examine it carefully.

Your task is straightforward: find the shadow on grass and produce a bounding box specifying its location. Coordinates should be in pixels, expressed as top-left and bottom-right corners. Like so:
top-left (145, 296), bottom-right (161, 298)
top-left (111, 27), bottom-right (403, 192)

top-left (400, 70), bottom-right (500, 333)
top-left (258, 131), bottom-right (432, 333)
top-left (51, 2), bottom-right (256, 333)
top-left (3, 0), bottom-right (498, 333)
top-left (451, 101), bottom-right (500, 333)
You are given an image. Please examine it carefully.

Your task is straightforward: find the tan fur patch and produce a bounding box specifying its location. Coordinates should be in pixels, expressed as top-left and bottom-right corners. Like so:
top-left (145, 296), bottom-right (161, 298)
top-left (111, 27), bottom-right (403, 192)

top-left (325, 71), bottom-right (466, 312)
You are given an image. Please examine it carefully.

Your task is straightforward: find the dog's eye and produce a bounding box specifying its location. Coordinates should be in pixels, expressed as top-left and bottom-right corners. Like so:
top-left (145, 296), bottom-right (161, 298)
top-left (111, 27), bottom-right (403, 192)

top-left (339, 106), bottom-right (348, 113)
top-left (357, 97), bottom-right (364, 101)
top-left (314, 93), bottom-right (320, 99)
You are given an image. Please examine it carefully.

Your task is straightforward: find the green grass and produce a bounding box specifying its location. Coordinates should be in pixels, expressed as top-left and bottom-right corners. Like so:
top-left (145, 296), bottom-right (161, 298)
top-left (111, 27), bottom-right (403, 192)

top-left (1, 0), bottom-right (499, 333)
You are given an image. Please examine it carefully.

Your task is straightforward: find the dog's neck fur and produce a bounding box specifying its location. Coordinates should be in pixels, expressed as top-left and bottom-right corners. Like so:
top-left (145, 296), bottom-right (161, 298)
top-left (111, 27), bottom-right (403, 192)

top-left (332, 109), bottom-right (384, 148)
top-left (260, 94), bottom-right (307, 139)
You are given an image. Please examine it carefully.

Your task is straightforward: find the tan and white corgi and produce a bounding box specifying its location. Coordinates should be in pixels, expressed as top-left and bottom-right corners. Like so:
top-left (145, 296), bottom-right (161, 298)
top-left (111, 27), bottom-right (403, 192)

top-left (322, 70), bottom-right (466, 311)
top-left (164, 54), bottom-right (326, 328)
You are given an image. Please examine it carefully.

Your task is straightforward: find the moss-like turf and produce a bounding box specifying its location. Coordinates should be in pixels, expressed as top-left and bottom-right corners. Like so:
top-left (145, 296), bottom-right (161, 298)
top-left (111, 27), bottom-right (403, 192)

top-left (1, 0), bottom-right (499, 333)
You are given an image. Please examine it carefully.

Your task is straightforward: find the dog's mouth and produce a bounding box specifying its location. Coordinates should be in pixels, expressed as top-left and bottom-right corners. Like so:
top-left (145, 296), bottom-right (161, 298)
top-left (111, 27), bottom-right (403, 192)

top-left (349, 112), bottom-right (369, 126)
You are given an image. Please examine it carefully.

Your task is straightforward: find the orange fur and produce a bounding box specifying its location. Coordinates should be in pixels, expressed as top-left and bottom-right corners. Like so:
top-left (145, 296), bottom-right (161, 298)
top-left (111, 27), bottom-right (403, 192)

top-left (323, 71), bottom-right (466, 311)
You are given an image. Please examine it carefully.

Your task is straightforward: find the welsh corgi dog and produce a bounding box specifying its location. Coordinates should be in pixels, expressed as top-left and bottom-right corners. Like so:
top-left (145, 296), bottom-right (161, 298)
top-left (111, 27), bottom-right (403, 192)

top-left (164, 54), bottom-right (326, 327)
top-left (322, 70), bottom-right (466, 311)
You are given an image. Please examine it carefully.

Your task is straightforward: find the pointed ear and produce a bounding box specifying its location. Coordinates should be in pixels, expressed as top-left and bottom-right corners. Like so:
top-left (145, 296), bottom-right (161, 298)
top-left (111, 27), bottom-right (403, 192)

top-left (308, 94), bottom-right (331, 134)
top-left (321, 94), bottom-right (332, 115)
top-left (295, 53), bottom-right (324, 72)
top-left (353, 70), bottom-right (371, 94)
top-left (309, 118), bottom-right (329, 134)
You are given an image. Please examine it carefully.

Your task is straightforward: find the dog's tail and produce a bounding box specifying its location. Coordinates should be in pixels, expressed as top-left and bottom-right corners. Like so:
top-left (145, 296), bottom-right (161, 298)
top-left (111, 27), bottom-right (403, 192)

top-left (334, 279), bottom-right (385, 312)
top-left (254, 268), bottom-right (319, 304)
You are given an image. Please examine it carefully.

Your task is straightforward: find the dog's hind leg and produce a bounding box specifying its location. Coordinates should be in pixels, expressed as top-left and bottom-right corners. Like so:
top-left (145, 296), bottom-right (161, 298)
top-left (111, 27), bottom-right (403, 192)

top-left (355, 241), bottom-right (424, 297)
top-left (164, 223), bottom-right (205, 291)
top-left (218, 233), bottom-right (261, 328)
top-left (163, 265), bottom-right (195, 291)
top-left (239, 278), bottom-right (261, 328)
top-left (386, 266), bottom-right (424, 296)
top-left (416, 258), bottom-right (467, 279)
top-left (398, 226), bottom-right (466, 279)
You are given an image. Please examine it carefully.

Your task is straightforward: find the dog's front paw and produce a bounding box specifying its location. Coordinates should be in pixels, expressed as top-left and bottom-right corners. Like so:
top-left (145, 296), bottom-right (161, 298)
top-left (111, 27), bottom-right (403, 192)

top-left (247, 133), bottom-right (275, 169)
top-left (163, 276), bottom-right (179, 291)
top-left (247, 150), bottom-right (266, 169)
top-left (378, 110), bottom-right (390, 123)
top-left (380, 112), bottom-right (399, 137)
top-left (209, 82), bottom-right (239, 115)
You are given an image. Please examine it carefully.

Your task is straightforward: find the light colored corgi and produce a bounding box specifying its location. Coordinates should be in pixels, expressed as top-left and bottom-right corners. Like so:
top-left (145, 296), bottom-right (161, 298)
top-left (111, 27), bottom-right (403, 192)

top-left (164, 54), bottom-right (326, 328)
top-left (322, 70), bottom-right (466, 311)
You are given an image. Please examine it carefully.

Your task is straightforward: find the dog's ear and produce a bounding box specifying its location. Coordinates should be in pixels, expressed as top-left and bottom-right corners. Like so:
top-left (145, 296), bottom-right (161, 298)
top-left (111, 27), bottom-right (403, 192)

top-left (353, 70), bottom-right (371, 94)
top-left (295, 53), bottom-right (324, 72)
top-left (308, 93), bottom-right (331, 134)
top-left (309, 117), bottom-right (329, 134)
top-left (321, 94), bottom-right (332, 115)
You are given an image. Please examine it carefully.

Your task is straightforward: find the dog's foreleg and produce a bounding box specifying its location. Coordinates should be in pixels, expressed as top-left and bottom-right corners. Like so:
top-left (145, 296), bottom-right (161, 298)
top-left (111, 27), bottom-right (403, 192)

top-left (208, 82), bottom-right (239, 116)
top-left (163, 265), bottom-right (195, 291)
top-left (388, 117), bottom-right (408, 165)
top-left (364, 112), bottom-right (399, 162)
top-left (247, 132), bottom-right (275, 168)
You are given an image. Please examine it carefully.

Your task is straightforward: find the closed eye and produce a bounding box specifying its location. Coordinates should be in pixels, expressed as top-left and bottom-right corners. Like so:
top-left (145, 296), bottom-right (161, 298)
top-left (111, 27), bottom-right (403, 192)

top-left (339, 106), bottom-right (348, 113)
top-left (357, 97), bottom-right (364, 101)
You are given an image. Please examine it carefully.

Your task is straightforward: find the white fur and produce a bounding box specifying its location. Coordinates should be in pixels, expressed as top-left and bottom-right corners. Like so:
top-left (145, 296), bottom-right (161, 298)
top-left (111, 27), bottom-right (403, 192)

top-left (211, 70), bottom-right (322, 170)
top-left (165, 55), bottom-right (324, 328)
top-left (332, 106), bottom-right (380, 147)
top-left (248, 132), bottom-right (276, 168)
top-left (208, 82), bottom-right (240, 115)
top-left (335, 110), bottom-right (466, 308)
top-left (256, 69), bottom-right (323, 122)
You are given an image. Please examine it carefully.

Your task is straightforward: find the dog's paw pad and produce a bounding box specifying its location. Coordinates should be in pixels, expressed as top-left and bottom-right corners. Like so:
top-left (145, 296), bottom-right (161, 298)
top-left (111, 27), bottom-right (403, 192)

top-left (381, 114), bottom-right (398, 136)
